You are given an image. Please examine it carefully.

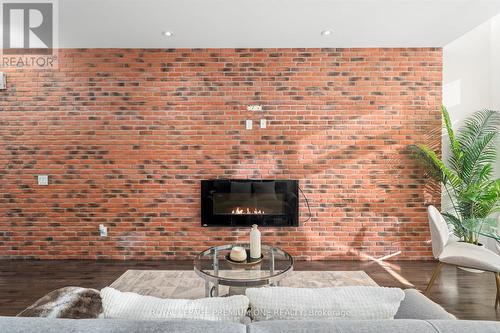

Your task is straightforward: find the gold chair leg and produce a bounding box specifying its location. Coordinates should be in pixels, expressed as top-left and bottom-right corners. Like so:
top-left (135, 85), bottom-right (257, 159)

top-left (425, 262), bottom-right (443, 295)
top-left (495, 272), bottom-right (500, 310)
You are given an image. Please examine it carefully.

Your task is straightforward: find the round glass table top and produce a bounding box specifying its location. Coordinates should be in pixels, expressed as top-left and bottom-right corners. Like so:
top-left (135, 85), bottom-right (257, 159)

top-left (193, 244), bottom-right (293, 286)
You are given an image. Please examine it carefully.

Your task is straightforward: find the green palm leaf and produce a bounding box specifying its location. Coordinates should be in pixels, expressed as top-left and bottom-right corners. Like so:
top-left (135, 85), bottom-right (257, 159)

top-left (478, 164), bottom-right (493, 183)
top-left (457, 109), bottom-right (500, 151)
top-left (460, 131), bottom-right (498, 184)
top-left (410, 144), bottom-right (462, 188)
top-left (442, 212), bottom-right (466, 240)
top-left (442, 106), bottom-right (463, 172)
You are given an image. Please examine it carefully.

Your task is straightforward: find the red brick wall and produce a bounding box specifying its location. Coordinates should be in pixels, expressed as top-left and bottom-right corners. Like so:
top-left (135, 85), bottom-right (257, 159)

top-left (0, 48), bottom-right (442, 260)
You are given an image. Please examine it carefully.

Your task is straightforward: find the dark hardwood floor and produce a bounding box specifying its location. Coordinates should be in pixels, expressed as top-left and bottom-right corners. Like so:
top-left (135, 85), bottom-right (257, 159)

top-left (0, 260), bottom-right (498, 321)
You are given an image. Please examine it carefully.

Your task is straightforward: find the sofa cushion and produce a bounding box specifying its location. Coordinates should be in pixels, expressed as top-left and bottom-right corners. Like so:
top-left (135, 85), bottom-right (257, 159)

top-left (0, 316), bottom-right (246, 333)
top-left (428, 320), bottom-right (500, 333)
top-left (395, 289), bottom-right (455, 320)
top-left (100, 287), bottom-right (249, 323)
top-left (246, 286), bottom-right (405, 321)
top-left (17, 287), bottom-right (102, 319)
top-left (2, 317), bottom-right (499, 333)
top-left (247, 319), bottom-right (500, 333)
top-left (247, 319), bottom-right (437, 333)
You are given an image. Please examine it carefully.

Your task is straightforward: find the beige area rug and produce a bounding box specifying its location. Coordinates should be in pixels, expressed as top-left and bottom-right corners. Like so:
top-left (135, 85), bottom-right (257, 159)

top-left (110, 270), bottom-right (378, 299)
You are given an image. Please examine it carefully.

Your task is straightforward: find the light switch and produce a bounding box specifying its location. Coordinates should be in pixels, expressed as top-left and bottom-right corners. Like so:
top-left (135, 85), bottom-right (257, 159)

top-left (37, 175), bottom-right (49, 186)
top-left (245, 120), bottom-right (253, 130)
top-left (260, 119), bottom-right (267, 129)
top-left (0, 72), bottom-right (5, 90)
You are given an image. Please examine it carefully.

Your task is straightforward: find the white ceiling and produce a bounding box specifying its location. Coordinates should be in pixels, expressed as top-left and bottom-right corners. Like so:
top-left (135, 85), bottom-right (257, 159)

top-left (59, 0), bottom-right (500, 48)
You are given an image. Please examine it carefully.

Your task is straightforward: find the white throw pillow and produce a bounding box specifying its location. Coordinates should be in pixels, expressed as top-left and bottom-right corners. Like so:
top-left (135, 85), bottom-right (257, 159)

top-left (100, 287), bottom-right (249, 323)
top-left (246, 286), bottom-right (405, 321)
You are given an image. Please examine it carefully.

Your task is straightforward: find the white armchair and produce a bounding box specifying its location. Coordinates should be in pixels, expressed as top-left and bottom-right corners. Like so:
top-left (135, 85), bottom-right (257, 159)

top-left (424, 205), bottom-right (500, 308)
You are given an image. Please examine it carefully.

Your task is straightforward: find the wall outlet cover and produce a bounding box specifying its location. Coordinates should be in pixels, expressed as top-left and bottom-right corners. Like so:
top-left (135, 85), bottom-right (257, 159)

top-left (260, 119), bottom-right (267, 128)
top-left (99, 224), bottom-right (108, 237)
top-left (37, 175), bottom-right (49, 186)
top-left (0, 72), bottom-right (6, 90)
top-left (245, 119), bottom-right (253, 130)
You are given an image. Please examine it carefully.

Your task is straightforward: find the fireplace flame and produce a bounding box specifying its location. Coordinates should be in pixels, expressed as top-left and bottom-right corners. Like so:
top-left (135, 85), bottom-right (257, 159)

top-left (231, 207), bottom-right (265, 215)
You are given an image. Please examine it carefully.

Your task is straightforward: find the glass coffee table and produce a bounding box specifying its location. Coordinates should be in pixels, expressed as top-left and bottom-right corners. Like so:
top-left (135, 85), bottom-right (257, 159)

top-left (194, 244), bottom-right (293, 297)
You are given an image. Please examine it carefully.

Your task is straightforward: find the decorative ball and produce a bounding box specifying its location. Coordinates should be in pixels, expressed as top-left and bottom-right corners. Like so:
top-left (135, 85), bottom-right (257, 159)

top-left (230, 246), bottom-right (247, 262)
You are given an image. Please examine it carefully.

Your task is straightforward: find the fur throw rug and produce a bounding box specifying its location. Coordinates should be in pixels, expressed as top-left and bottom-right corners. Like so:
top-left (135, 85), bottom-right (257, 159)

top-left (17, 286), bottom-right (102, 318)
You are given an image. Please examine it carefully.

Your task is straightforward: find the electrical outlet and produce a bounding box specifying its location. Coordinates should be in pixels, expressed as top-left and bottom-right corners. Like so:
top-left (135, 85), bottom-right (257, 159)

top-left (245, 120), bottom-right (253, 130)
top-left (260, 119), bottom-right (267, 129)
top-left (99, 224), bottom-right (108, 237)
top-left (37, 175), bottom-right (49, 186)
top-left (0, 72), bottom-right (6, 90)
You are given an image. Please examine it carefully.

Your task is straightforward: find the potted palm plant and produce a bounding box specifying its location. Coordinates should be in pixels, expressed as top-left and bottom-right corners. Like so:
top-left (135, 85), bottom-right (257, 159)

top-left (410, 107), bottom-right (500, 245)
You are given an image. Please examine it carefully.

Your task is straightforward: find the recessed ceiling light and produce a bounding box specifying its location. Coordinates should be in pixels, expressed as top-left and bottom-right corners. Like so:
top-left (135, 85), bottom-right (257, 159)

top-left (321, 30), bottom-right (333, 36)
top-left (163, 31), bottom-right (174, 37)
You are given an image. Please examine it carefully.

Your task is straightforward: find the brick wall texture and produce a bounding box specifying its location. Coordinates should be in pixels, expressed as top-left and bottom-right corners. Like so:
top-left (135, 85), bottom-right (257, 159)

top-left (0, 48), bottom-right (442, 260)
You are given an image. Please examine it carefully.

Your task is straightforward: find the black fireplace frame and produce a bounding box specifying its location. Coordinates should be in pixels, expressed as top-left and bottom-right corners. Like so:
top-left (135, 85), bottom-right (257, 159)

top-left (201, 179), bottom-right (299, 227)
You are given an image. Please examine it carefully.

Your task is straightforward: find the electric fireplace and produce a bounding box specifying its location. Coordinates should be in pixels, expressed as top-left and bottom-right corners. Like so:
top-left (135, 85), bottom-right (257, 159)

top-left (201, 179), bottom-right (299, 227)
